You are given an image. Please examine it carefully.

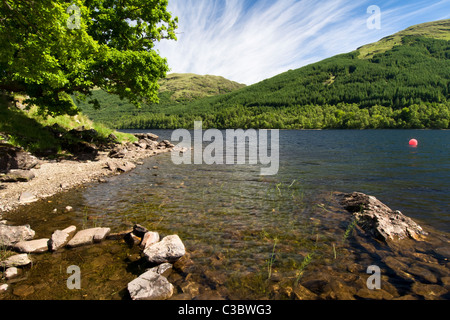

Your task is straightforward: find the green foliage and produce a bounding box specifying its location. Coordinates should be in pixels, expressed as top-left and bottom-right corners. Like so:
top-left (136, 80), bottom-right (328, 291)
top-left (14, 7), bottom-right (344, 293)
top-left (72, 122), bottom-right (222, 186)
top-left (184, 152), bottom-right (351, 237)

top-left (78, 34), bottom-right (450, 130)
top-left (0, 0), bottom-right (177, 116)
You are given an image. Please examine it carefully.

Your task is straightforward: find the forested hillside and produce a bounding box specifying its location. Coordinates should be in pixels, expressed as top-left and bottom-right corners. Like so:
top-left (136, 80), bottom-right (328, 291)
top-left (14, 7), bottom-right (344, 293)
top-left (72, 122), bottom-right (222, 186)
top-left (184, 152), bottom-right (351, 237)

top-left (78, 20), bottom-right (450, 130)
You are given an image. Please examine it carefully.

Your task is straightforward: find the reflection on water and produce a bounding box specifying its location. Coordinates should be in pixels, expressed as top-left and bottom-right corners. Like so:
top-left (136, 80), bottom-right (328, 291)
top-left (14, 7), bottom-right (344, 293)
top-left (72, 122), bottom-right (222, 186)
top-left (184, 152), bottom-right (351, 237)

top-left (2, 130), bottom-right (449, 300)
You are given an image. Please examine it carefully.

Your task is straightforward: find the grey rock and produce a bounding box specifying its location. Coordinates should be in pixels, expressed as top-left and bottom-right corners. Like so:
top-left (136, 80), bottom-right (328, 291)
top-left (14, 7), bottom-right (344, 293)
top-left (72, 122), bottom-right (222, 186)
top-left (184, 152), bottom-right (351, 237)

top-left (108, 146), bottom-right (127, 159)
top-left (132, 224), bottom-right (148, 238)
top-left (0, 144), bottom-right (38, 172)
top-left (66, 227), bottom-right (111, 248)
top-left (127, 270), bottom-right (174, 300)
top-left (0, 224), bottom-right (35, 247)
top-left (13, 238), bottom-right (50, 253)
top-left (143, 235), bottom-right (186, 264)
top-left (0, 253), bottom-right (32, 268)
top-left (18, 192), bottom-right (37, 204)
top-left (50, 226), bottom-right (77, 251)
top-left (339, 192), bottom-right (427, 241)
top-left (147, 262), bottom-right (173, 278)
top-left (0, 170), bottom-right (35, 182)
top-left (140, 231), bottom-right (160, 249)
top-left (117, 162), bottom-right (136, 173)
top-left (4, 267), bottom-right (21, 280)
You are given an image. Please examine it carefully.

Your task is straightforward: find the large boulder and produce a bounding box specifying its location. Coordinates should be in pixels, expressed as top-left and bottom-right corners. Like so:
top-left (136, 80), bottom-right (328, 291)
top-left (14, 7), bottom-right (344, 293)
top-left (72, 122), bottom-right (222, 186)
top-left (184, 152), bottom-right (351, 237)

top-left (0, 224), bottom-right (35, 247)
top-left (339, 192), bottom-right (428, 242)
top-left (0, 144), bottom-right (38, 173)
top-left (143, 235), bottom-right (185, 264)
top-left (127, 269), bottom-right (174, 300)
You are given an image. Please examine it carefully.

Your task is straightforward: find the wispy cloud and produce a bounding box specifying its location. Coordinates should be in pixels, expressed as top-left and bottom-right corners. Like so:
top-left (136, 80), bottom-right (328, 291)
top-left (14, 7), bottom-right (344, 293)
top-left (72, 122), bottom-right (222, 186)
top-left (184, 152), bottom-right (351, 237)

top-left (156, 0), bottom-right (450, 85)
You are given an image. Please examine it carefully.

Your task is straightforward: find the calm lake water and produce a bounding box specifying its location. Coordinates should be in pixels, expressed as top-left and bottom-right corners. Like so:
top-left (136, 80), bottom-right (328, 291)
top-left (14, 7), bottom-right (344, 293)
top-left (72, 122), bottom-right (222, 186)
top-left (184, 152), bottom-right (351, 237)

top-left (3, 130), bottom-right (449, 300)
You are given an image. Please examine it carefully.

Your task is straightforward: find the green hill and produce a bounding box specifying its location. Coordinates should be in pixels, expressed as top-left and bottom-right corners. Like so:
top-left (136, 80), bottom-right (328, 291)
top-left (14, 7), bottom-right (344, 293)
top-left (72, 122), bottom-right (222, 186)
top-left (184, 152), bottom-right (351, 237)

top-left (79, 19), bottom-right (450, 130)
top-left (78, 73), bottom-right (246, 127)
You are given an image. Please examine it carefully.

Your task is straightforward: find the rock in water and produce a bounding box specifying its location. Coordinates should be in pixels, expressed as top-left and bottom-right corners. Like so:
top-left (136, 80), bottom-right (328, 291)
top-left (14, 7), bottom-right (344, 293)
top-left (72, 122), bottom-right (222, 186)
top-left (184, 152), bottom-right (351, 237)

top-left (0, 253), bottom-right (32, 268)
top-left (66, 228), bottom-right (111, 248)
top-left (339, 192), bottom-right (428, 242)
top-left (13, 238), bottom-right (50, 253)
top-left (143, 235), bottom-right (186, 264)
top-left (127, 270), bottom-right (174, 300)
top-left (0, 224), bottom-right (35, 247)
top-left (50, 226), bottom-right (77, 251)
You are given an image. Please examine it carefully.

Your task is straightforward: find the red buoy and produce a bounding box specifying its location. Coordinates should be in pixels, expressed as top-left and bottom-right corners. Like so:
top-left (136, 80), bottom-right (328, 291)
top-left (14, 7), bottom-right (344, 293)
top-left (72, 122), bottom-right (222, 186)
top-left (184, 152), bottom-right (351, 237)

top-left (409, 139), bottom-right (418, 147)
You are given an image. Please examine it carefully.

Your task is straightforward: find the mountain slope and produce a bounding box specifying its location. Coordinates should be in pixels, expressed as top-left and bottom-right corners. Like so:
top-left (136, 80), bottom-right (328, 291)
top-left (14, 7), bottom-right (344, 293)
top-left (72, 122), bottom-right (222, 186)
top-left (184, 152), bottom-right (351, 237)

top-left (78, 73), bottom-right (245, 126)
top-left (358, 19), bottom-right (450, 59)
top-left (80, 19), bottom-right (450, 130)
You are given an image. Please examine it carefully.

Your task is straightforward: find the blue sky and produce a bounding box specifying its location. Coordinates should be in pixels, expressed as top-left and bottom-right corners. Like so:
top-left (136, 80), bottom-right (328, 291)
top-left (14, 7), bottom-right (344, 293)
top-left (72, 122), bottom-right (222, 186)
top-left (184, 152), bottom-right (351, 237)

top-left (155, 0), bottom-right (450, 85)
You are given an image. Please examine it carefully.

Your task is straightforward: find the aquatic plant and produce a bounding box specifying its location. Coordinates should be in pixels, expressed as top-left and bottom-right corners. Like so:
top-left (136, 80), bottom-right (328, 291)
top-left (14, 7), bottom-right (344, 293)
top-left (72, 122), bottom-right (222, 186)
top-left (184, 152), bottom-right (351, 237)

top-left (266, 238), bottom-right (279, 280)
top-left (343, 219), bottom-right (359, 242)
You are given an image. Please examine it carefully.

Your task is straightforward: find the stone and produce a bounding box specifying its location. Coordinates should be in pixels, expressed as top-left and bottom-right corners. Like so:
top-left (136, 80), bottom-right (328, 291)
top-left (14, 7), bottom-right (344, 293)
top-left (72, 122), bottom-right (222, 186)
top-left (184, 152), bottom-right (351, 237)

top-left (18, 192), bottom-right (37, 204)
top-left (0, 170), bottom-right (35, 182)
top-left (339, 192), bottom-right (428, 241)
top-left (291, 284), bottom-right (320, 300)
top-left (117, 162), bottom-right (136, 173)
top-left (108, 146), bottom-right (127, 159)
top-left (140, 231), bottom-right (160, 249)
top-left (407, 265), bottom-right (438, 284)
top-left (134, 133), bottom-right (159, 141)
top-left (143, 235), bottom-right (186, 264)
top-left (127, 270), bottom-right (174, 300)
top-left (411, 283), bottom-right (447, 299)
top-left (13, 284), bottom-right (34, 297)
top-left (0, 253), bottom-right (32, 268)
top-left (147, 262), bottom-right (173, 278)
top-left (93, 228), bottom-right (111, 242)
top-left (0, 224), bottom-right (35, 247)
top-left (13, 238), bottom-right (49, 253)
top-left (0, 144), bottom-right (38, 172)
top-left (50, 226), bottom-right (77, 251)
top-left (132, 224), bottom-right (149, 238)
top-left (5, 267), bottom-right (21, 280)
top-left (124, 232), bottom-right (141, 246)
top-left (66, 227), bottom-right (111, 248)
top-left (106, 161), bottom-right (117, 172)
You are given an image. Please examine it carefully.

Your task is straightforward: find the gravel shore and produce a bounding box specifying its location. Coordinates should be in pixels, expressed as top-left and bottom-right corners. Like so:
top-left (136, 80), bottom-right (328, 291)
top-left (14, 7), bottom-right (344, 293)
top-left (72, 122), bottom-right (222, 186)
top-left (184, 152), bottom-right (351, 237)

top-left (0, 147), bottom-right (171, 215)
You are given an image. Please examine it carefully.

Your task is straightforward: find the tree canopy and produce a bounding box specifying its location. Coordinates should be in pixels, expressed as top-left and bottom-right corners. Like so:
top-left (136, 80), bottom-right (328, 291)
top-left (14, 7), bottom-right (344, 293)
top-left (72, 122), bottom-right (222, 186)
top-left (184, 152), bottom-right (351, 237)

top-left (0, 0), bottom-right (177, 115)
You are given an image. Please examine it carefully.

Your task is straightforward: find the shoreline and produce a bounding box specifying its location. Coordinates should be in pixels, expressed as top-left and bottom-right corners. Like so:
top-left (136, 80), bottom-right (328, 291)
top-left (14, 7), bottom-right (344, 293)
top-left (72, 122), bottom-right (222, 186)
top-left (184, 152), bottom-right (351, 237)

top-left (0, 137), bottom-right (174, 216)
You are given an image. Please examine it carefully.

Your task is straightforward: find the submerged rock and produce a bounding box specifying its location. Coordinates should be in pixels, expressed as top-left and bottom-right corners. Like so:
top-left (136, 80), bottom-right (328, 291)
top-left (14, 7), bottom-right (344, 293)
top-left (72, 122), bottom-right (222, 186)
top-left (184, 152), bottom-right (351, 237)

top-left (339, 192), bottom-right (427, 242)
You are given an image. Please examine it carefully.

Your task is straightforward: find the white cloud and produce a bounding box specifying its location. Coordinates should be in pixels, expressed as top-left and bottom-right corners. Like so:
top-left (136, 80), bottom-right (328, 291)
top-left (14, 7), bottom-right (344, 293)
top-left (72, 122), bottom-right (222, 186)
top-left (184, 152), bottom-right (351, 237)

top-left (155, 0), bottom-right (449, 85)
